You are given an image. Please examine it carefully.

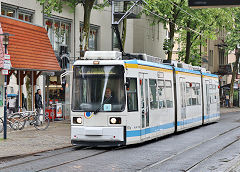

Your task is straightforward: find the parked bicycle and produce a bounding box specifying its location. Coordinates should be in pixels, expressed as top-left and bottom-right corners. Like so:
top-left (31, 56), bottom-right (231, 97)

top-left (0, 113), bottom-right (25, 133)
top-left (16, 110), bottom-right (50, 130)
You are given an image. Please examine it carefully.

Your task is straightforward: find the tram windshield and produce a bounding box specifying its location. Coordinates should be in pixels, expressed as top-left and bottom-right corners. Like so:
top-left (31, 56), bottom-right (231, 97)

top-left (72, 65), bottom-right (125, 112)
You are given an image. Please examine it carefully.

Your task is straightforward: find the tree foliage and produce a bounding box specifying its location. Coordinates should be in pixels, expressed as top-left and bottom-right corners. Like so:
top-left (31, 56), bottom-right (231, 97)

top-left (143, 0), bottom-right (234, 65)
top-left (224, 8), bottom-right (240, 107)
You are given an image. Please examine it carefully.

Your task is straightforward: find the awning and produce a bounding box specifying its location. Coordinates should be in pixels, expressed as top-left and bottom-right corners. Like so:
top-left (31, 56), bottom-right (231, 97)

top-left (0, 16), bottom-right (61, 71)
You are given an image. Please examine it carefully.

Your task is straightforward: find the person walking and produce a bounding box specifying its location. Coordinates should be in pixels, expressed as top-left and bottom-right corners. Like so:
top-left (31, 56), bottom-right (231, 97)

top-left (8, 97), bottom-right (16, 114)
top-left (35, 89), bottom-right (43, 113)
top-left (225, 93), bottom-right (229, 107)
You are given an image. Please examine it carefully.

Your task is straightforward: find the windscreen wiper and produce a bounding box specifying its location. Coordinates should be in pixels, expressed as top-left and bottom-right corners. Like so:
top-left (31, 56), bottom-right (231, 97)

top-left (94, 96), bottom-right (112, 114)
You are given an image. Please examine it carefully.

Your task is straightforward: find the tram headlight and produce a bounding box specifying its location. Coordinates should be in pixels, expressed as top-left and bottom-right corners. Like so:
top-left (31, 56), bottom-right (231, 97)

top-left (73, 117), bottom-right (83, 124)
top-left (109, 117), bottom-right (121, 124)
top-left (110, 118), bottom-right (117, 124)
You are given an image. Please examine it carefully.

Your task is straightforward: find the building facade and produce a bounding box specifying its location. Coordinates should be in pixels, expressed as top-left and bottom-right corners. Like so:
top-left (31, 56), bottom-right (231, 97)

top-left (0, 0), bottom-right (167, 118)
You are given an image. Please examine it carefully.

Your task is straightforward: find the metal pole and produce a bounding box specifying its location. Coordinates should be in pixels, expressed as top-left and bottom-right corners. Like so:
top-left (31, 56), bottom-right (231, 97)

top-left (3, 44), bottom-right (7, 139)
top-left (43, 74), bottom-right (46, 116)
top-left (32, 71), bottom-right (33, 111)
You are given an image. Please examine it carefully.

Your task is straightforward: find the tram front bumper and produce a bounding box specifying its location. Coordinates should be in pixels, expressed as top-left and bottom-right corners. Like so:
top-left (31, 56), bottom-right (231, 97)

top-left (71, 126), bottom-right (126, 146)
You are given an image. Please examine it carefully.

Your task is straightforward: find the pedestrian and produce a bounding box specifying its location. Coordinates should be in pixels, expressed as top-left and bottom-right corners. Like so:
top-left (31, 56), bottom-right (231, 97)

top-left (35, 89), bottom-right (43, 114)
top-left (225, 94), bottom-right (229, 107)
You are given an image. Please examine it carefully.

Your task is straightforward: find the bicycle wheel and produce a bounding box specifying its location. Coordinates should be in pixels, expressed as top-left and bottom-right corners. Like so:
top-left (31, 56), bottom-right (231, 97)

top-left (9, 113), bottom-right (26, 130)
top-left (0, 117), bottom-right (3, 133)
top-left (34, 114), bottom-right (50, 130)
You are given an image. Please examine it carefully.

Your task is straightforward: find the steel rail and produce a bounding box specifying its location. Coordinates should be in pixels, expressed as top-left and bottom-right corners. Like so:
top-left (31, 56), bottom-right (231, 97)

top-left (137, 125), bottom-right (240, 172)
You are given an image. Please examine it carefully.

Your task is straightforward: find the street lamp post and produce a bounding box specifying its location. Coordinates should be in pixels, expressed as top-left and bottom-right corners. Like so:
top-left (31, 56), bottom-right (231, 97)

top-left (0, 33), bottom-right (13, 139)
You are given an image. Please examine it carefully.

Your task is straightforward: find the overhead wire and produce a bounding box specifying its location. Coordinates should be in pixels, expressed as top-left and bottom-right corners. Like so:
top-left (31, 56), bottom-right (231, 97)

top-left (166, 0), bottom-right (219, 32)
top-left (136, 3), bottom-right (203, 36)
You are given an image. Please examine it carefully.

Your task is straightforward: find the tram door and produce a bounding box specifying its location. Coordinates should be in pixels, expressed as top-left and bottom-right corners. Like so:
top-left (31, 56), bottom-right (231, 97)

top-left (139, 73), bottom-right (149, 140)
top-left (180, 78), bottom-right (186, 121)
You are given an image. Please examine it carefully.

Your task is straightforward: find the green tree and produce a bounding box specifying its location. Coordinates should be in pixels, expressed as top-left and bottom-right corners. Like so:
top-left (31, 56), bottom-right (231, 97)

top-left (144, 0), bottom-right (186, 60)
top-left (178, 8), bottom-right (233, 65)
top-left (144, 0), bottom-right (234, 64)
top-left (37, 0), bottom-right (106, 56)
top-left (225, 8), bottom-right (240, 107)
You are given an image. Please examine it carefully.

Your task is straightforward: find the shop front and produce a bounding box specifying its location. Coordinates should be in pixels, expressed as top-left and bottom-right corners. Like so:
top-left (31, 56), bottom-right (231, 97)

top-left (0, 15), bottom-right (61, 118)
top-left (45, 71), bottom-right (71, 120)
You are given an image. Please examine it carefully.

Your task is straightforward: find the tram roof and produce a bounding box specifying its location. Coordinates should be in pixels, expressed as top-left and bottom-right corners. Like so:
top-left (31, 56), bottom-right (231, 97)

top-left (175, 67), bottom-right (201, 75)
top-left (202, 72), bottom-right (218, 78)
top-left (124, 60), bottom-right (173, 70)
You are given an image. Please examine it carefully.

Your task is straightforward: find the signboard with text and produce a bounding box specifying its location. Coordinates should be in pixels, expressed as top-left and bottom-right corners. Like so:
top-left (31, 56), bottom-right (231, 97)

top-left (189, 0), bottom-right (240, 8)
top-left (1, 69), bottom-right (8, 75)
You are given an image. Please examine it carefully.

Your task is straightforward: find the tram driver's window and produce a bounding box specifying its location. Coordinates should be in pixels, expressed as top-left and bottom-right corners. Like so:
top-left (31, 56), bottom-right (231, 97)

top-left (127, 78), bottom-right (138, 112)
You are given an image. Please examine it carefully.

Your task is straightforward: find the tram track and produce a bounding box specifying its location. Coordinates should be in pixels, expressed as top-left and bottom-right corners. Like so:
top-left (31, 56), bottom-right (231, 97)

top-left (36, 145), bottom-right (127, 172)
top-left (185, 136), bottom-right (240, 172)
top-left (137, 124), bottom-right (240, 172)
top-left (0, 146), bottom-right (85, 170)
top-left (1, 125), bottom-right (240, 171)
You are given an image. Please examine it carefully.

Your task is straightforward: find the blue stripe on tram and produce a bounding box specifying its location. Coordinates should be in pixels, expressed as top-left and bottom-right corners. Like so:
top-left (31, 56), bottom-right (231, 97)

top-left (126, 114), bottom-right (220, 138)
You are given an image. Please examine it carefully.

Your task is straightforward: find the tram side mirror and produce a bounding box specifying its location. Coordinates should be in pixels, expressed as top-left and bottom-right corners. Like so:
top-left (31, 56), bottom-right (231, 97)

top-left (125, 78), bottom-right (130, 90)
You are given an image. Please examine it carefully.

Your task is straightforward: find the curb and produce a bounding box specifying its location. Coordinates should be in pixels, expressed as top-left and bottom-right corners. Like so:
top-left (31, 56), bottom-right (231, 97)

top-left (0, 145), bottom-right (72, 162)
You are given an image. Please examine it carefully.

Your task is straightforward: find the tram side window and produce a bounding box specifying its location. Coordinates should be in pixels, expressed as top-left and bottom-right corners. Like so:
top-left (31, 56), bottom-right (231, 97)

top-left (127, 78), bottom-right (138, 112)
top-left (192, 83), bottom-right (201, 105)
top-left (149, 79), bottom-right (158, 109)
top-left (191, 83), bottom-right (197, 105)
top-left (209, 84), bottom-right (213, 104)
top-left (165, 80), bottom-right (173, 108)
top-left (195, 83), bottom-right (201, 105)
top-left (158, 79), bottom-right (166, 109)
top-left (186, 82), bottom-right (192, 106)
top-left (211, 84), bottom-right (217, 104)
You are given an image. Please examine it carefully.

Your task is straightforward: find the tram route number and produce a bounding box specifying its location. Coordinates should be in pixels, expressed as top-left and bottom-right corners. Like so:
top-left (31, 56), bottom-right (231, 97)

top-left (127, 126), bottom-right (140, 130)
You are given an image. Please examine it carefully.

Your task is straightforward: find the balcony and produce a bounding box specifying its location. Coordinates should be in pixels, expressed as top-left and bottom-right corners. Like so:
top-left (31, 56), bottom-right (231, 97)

top-left (113, 1), bottom-right (141, 20)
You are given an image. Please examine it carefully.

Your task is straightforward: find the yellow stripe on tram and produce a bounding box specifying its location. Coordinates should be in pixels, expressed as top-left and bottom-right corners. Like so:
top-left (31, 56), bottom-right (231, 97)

top-left (125, 63), bottom-right (172, 73)
top-left (175, 71), bottom-right (201, 77)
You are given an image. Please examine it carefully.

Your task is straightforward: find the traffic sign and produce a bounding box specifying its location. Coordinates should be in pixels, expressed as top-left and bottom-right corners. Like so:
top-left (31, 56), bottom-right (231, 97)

top-left (3, 64), bottom-right (10, 70)
top-left (1, 69), bottom-right (8, 75)
top-left (3, 60), bottom-right (11, 69)
top-left (4, 54), bottom-right (10, 60)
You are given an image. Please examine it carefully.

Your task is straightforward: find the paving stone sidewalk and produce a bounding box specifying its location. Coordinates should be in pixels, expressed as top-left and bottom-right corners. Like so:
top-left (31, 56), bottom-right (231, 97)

top-left (0, 120), bottom-right (71, 159)
top-left (220, 107), bottom-right (240, 114)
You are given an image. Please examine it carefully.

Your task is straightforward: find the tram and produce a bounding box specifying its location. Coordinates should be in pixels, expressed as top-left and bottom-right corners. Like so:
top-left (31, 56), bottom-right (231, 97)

top-left (71, 51), bottom-right (220, 146)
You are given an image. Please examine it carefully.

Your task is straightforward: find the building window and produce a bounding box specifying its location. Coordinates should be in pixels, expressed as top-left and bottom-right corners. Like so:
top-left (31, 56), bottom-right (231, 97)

top-left (1, 3), bottom-right (34, 22)
top-left (44, 17), bottom-right (71, 55)
top-left (209, 50), bottom-right (213, 66)
top-left (80, 23), bottom-right (99, 51)
top-left (219, 49), bottom-right (225, 65)
top-left (18, 13), bottom-right (31, 22)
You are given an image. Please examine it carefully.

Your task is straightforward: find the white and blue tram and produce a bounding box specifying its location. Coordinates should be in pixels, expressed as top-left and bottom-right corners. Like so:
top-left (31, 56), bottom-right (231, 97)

top-left (71, 51), bottom-right (220, 146)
